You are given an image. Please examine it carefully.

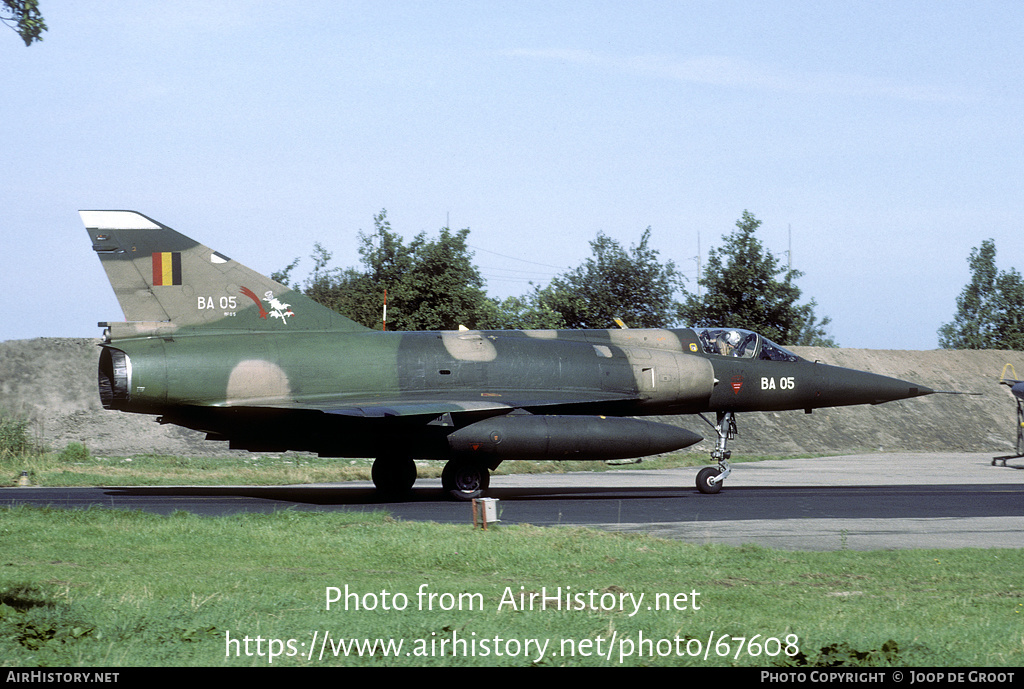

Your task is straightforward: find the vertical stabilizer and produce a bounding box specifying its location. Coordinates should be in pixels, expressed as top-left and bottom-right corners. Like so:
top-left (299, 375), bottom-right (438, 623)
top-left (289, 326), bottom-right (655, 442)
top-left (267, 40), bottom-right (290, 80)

top-left (82, 210), bottom-right (369, 334)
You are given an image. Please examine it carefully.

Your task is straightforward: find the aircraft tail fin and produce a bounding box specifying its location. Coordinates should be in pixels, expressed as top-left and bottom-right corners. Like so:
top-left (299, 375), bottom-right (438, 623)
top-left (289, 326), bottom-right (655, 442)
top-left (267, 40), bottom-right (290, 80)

top-left (81, 210), bottom-right (370, 335)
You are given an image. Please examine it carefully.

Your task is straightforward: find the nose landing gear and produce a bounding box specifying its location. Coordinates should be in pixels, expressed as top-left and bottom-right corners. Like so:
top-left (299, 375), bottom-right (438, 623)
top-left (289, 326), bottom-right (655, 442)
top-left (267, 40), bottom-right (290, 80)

top-left (696, 411), bottom-right (735, 494)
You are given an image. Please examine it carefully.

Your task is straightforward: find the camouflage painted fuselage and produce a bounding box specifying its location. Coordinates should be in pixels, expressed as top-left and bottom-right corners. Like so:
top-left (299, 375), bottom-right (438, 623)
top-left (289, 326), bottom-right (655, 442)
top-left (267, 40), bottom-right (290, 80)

top-left (98, 323), bottom-right (930, 459)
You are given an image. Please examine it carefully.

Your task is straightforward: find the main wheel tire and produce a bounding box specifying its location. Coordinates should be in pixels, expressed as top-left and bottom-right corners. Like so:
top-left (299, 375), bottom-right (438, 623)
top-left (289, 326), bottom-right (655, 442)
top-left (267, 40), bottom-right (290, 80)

top-left (696, 466), bottom-right (723, 494)
top-left (372, 455), bottom-right (417, 495)
top-left (441, 459), bottom-right (490, 501)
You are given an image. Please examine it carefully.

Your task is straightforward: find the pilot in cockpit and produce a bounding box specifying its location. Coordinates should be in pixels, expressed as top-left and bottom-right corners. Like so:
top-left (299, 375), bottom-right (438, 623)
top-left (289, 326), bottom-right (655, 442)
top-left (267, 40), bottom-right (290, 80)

top-left (716, 330), bottom-right (743, 356)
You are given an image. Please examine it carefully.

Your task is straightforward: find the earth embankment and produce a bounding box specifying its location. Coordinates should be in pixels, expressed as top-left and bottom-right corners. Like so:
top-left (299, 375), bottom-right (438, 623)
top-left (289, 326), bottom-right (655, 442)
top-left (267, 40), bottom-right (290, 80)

top-left (2, 338), bottom-right (1022, 457)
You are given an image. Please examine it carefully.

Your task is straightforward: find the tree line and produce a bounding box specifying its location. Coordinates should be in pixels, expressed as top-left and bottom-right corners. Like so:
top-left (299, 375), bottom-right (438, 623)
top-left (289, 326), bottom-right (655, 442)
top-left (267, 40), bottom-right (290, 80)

top-left (275, 209), bottom-right (838, 347)
top-left (277, 209), bottom-right (1024, 350)
top-left (938, 239), bottom-right (1024, 350)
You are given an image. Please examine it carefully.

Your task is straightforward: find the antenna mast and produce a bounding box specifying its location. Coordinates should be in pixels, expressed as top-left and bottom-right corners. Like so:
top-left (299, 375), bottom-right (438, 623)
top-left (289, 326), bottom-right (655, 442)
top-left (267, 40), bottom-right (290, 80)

top-left (696, 231), bottom-right (701, 299)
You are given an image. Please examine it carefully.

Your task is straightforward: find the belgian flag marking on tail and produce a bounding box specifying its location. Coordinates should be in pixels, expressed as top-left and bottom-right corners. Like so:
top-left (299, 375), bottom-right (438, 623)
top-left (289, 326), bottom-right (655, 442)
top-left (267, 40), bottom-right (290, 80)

top-left (152, 252), bottom-right (182, 286)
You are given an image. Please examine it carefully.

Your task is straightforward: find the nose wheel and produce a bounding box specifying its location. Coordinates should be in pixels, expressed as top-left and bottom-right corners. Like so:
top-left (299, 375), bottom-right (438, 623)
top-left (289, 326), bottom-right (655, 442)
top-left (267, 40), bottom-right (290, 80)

top-left (696, 411), bottom-right (735, 494)
top-left (696, 466), bottom-right (723, 494)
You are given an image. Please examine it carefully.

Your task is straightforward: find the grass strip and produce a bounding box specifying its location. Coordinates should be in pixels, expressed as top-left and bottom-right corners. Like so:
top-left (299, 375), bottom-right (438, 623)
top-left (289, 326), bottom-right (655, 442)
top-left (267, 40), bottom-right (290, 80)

top-left (0, 506), bottom-right (1021, 667)
top-left (2, 447), bottom-right (816, 487)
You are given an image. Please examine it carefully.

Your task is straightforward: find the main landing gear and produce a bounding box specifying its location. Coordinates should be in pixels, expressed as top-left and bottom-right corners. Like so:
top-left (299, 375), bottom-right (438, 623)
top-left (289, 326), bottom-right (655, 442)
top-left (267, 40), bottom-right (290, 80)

top-left (371, 453), bottom-right (417, 495)
top-left (695, 411), bottom-right (736, 494)
top-left (371, 454), bottom-right (491, 501)
top-left (440, 458), bottom-right (490, 501)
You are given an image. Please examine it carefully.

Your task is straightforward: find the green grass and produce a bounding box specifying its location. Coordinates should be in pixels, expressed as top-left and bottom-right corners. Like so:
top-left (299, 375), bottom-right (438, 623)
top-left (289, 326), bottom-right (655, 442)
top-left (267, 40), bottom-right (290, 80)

top-left (2, 443), bottom-right (815, 488)
top-left (0, 507), bottom-right (1021, 667)
top-left (3, 422), bottom-right (1019, 667)
top-left (0, 407), bottom-right (826, 487)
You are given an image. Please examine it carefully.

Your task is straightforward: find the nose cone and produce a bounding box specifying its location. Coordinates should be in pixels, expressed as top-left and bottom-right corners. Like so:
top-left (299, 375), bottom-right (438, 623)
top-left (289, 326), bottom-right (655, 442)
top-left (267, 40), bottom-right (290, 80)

top-left (815, 365), bottom-right (934, 408)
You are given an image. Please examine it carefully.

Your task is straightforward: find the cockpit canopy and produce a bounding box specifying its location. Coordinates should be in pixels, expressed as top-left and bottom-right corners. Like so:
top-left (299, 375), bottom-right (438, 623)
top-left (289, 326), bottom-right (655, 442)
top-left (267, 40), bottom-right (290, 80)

top-left (695, 328), bottom-right (800, 362)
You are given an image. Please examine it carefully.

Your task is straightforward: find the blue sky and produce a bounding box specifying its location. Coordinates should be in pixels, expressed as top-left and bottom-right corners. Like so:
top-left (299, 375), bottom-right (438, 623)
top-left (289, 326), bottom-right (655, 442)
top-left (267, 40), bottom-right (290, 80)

top-left (3, 1), bottom-right (1022, 349)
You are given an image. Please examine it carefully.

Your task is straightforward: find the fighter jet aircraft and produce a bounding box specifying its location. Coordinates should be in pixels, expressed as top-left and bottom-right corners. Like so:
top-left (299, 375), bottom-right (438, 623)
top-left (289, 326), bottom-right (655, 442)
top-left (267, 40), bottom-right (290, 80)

top-left (1000, 377), bottom-right (1024, 402)
top-left (997, 368), bottom-right (1024, 462)
top-left (82, 210), bottom-right (935, 499)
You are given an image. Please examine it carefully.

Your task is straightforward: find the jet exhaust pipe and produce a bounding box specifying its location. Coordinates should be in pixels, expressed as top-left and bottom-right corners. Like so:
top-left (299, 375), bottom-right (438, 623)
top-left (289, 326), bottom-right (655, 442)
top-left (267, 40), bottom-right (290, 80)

top-left (447, 414), bottom-right (702, 462)
top-left (98, 347), bottom-right (131, 410)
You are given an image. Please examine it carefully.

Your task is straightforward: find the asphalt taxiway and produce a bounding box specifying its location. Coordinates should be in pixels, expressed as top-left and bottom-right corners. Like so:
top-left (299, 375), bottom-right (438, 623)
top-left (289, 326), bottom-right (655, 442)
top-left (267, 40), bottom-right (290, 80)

top-left (537, 452), bottom-right (1024, 550)
top-left (2, 453), bottom-right (1021, 551)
